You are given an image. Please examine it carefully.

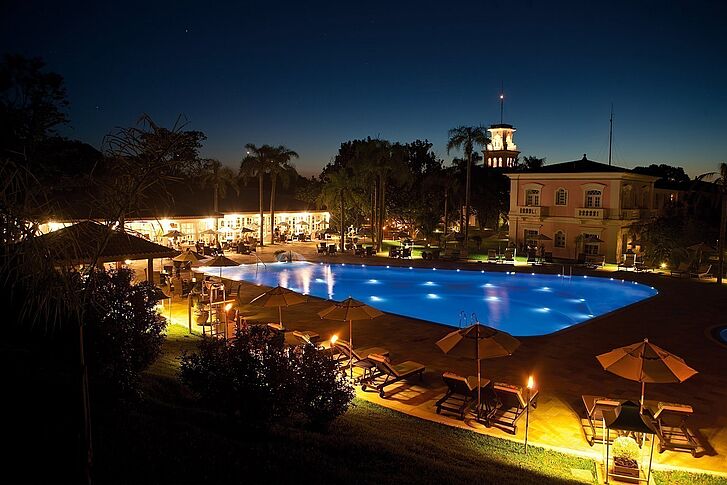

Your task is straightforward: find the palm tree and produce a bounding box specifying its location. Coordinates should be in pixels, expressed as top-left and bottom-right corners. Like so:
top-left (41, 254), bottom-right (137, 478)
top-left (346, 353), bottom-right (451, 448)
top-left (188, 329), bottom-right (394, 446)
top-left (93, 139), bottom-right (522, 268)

top-left (267, 146), bottom-right (299, 244)
top-left (240, 144), bottom-right (272, 247)
top-left (200, 158), bottom-right (239, 214)
top-left (699, 162), bottom-right (727, 283)
top-left (318, 169), bottom-right (355, 251)
top-left (447, 126), bottom-right (489, 252)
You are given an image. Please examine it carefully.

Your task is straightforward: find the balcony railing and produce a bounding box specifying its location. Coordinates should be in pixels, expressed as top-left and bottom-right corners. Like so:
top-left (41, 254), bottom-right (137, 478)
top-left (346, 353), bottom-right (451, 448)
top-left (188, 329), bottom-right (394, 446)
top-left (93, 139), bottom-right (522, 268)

top-left (517, 206), bottom-right (547, 217)
top-left (621, 209), bottom-right (642, 219)
top-left (576, 207), bottom-right (604, 219)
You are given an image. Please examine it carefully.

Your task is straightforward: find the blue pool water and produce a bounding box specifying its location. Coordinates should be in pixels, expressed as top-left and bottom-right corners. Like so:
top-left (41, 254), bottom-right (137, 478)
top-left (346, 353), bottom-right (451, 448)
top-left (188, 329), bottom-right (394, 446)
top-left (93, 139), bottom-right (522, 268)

top-left (205, 262), bottom-right (657, 336)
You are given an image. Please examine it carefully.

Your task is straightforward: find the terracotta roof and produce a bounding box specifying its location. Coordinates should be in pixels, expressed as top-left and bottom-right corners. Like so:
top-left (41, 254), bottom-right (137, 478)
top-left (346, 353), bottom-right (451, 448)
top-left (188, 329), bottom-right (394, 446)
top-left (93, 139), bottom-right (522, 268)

top-left (36, 221), bottom-right (178, 264)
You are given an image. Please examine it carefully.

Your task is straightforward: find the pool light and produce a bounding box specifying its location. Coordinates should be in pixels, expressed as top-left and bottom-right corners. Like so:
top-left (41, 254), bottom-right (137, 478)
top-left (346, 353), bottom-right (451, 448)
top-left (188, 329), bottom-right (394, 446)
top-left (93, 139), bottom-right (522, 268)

top-left (370, 296), bottom-right (382, 302)
top-left (426, 293), bottom-right (439, 299)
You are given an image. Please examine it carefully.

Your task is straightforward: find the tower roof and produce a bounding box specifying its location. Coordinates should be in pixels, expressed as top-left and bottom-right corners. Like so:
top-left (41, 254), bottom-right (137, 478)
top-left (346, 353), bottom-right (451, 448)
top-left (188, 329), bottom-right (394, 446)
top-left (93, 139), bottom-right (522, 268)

top-left (489, 123), bottom-right (514, 129)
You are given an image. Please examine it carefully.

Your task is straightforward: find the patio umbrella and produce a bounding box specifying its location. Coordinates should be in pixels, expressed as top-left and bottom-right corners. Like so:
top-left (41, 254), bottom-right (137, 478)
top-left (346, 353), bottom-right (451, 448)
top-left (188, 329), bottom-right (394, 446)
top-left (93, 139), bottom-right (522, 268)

top-left (251, 285), bottom-right (307, 326)
top-left (596, 338), bottom-right (697, 412)
top-left (200, 228), bottom-right (217, 235)
top-left (163, 230), bottom-right (184, 238)
top-left (687, 242), bottom-right (715, 253)
top-left (318, 297), bottom-right (383, 379)
top-left (173, 249), bottom-right (205, 263)
top-left (240, 227), bottom-right (254, 233)
top-left (436, 323), bottom-right (520, 416)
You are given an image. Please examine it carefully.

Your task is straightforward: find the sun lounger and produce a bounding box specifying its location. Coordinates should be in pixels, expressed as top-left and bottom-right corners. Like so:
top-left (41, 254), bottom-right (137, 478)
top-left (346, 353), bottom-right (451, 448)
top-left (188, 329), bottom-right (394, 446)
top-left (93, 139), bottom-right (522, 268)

top-left (435, 372), bottom-right (491, 420)
top-left (644, 400), bottom-right (699, 456)
top-left (586, 255), bottom-right (606, 269)
top-left (690, 264), bottom-right (712, 279)
top-left (582, 395), bottom-right (625, 445)
top-left (503, 249), bottom-right (514, 263)
top-left (670, 262), bottom-right (690, 277)
top-left (487, 249), bottom-right (497, 263)
top-left (284, 330), bottom-right (321, 347)
top-left (361, 353), bottom-right (425, 398)
top-left (484, 382), bottom-right (538, 434)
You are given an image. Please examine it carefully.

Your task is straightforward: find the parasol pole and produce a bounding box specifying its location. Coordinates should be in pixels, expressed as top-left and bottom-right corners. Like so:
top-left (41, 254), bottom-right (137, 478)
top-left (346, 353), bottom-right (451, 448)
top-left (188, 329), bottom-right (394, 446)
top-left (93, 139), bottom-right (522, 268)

top-left (640, 381), bottom-right (645, 414)
top-left (476, 325), bottom-right (481, 420)
top-left (349, 318), bottom-right (353, 381)
top-left (278, 306), bottom-right (283, 326)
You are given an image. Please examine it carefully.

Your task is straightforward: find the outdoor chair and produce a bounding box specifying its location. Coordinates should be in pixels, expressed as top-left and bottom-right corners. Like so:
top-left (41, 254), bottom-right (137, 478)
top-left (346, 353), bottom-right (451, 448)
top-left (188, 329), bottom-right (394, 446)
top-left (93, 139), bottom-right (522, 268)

top-left (643, 400), bottom-right (699, 456)
top-left (333, 339), bottom-right (390, 381)
top-left (582, 395), bottom-right (624, 446)
top-left (487, 249), bottom-right (497, 263)
top-left (669, 262), bottom-right (691, 278)
top-left (284, 330), bottom-right (321, 347)
top-left (361, 353), bottom-right (425, 398)
top-left (435, 372), bottom-right (491, 420)
top-left (327, 245), bottom-right (338, 255)
top-left (401, 247), bottom-right (412, 259)
top-left (690, 264), bottom-right (712, 279)
top-left (365, 246), bottom-right (375, 257)
top-left (317, 242), bottom-right (327, 254)
top-left (355, 244), bottom-right (365, 256)
top-left (503, 249), bottom-right (514, 263)
top-left (586, 255), bottom-right (606, 269)
top-left (483, 382), bottom-right (539, 434)
top-left (443, 249), bottom-right (460, 261)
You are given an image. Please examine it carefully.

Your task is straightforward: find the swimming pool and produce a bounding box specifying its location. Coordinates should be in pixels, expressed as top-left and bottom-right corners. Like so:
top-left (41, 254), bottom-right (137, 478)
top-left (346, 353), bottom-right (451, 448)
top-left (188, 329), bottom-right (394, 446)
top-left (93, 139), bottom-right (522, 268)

top-left (204, 262), bottom-right (658, 336)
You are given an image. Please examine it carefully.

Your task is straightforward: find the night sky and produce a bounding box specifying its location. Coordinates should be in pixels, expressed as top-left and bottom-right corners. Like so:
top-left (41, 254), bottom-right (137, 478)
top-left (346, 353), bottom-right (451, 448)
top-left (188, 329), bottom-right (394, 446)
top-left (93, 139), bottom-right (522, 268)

top-left (2, 1), bottom-right (726, 177)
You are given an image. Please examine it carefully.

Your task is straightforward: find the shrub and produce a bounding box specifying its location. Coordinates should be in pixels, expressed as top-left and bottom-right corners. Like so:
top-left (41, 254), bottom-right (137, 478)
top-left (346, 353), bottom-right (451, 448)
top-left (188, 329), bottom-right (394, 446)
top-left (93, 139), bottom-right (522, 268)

top-left (612, 436), bottom-right (640, 468)
top-left (180, 324), bottom-right (354, 428)
top-left (84, 268), bottom-right (167, 404)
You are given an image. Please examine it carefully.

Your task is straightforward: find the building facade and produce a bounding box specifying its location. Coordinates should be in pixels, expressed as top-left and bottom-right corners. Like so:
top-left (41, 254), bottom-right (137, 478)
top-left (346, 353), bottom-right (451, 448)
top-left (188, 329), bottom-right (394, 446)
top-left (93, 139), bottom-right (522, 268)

top-left (505, 156), bottom-right (659, 263)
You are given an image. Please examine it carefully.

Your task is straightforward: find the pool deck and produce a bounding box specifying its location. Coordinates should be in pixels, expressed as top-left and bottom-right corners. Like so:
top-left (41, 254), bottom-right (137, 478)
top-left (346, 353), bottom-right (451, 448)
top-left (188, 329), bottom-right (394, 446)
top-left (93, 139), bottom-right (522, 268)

top-left (151, 242), bottom-right (727, 477)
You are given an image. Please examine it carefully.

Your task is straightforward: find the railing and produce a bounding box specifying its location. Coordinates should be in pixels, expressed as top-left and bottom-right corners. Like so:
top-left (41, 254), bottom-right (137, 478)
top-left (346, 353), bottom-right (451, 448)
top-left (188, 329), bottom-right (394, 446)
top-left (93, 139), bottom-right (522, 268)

top-left (517, 206), bottom-right (546, 217)
top-left (621, 209), bottom-right (642, 219)
top-left (576, 207), bottom-right (604, 219)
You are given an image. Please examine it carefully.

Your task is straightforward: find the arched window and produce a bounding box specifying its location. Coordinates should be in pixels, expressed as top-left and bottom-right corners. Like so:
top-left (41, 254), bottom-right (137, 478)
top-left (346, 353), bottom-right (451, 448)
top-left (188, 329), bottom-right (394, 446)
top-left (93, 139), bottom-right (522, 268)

top-left (525, 189), bottom-right (540, 206)
top-left (585, 189), bottom-right (602, 208)
top-left (555, 188), bottom-right (568, 206)
top-left (554, 230), bottom-right (566, 248)
top-left (622, 185), bottom-right (633, 208)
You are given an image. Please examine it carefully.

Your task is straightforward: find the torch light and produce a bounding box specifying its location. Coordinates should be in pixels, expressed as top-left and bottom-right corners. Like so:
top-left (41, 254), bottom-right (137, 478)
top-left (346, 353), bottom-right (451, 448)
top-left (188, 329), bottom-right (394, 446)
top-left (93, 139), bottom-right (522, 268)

top-left (525, 375), bottom-right (534, 454)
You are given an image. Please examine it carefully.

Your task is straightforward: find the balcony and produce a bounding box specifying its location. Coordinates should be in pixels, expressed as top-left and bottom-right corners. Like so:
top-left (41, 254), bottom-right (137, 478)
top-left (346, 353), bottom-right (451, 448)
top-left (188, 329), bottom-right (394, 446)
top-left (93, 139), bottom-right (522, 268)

top-left (517, 206), bottom-right (547, 217)
top-left (576, 207), bottom-right (604, 219)
top-left (621, 208), bottom-right (656, 220)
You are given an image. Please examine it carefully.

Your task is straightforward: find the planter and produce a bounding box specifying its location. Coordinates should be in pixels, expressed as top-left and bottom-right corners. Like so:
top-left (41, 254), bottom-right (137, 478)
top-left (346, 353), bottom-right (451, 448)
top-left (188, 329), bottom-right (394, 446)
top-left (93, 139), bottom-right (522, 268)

top-left (612, 457), bottom-right (640, 483)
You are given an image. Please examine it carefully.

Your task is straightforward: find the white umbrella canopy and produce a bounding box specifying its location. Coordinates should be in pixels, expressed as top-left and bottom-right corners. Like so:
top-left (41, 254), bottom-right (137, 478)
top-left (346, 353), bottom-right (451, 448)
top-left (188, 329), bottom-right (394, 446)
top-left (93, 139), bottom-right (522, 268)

top-left (200, 228), bottom-right (217, 235)
top-left (163, 230), bottom-right (184, 238)
top-left (173, 249), bottom-right (206, 263)
top-left (596, 338), bottom-right (697, 412)
top-left (437, 323), bottom-right (520, 416)
top-left (250, 285), bottom-right (308, 325)
top-left (319, 297), bottom-right (384, 379)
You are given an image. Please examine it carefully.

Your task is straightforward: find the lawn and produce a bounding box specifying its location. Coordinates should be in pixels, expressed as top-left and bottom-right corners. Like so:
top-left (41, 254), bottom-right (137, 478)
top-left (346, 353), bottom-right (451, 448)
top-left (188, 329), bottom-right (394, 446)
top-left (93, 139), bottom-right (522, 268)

top-left (92, 324), bottom-right (726, 485)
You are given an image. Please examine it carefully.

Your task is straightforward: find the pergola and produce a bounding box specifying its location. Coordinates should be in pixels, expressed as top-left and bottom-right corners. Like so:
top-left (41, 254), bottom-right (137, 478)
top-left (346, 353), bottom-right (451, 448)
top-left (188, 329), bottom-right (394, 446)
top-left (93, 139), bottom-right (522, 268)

top-left (36, 220), bottom-right (178, 281)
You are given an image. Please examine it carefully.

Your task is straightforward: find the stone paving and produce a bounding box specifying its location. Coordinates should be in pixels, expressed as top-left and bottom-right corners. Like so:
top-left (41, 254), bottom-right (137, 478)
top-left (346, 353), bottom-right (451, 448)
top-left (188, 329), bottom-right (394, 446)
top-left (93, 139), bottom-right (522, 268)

top-left (136, 241), bottom-right (727, 477)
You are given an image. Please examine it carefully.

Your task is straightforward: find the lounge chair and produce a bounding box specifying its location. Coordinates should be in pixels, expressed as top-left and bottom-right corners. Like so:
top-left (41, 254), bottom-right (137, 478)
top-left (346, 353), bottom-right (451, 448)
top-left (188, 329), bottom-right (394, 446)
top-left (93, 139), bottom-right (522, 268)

top-left (670, 262), bottom-right (690, 277)
top-left (365, 246), bottom-right (375, 257)
top-left (332, 339), bottom-right (389, 366)
top-left (435, 372), bottom-right (491, 420)
top-left (617, 255), bottom-right (635, 271)
top-left (483, 382), bottom-right (538, 434)
top-left (327, 244), bottom-right (338, 255)
top-left (690, 264), bottom-right (712, 279)
top-left (361, 354), bottom-right (425, 398)
top-left (317, 242), bottom-right (327, 254)
top-left (487, 249), bottom-right (497, 263)
top-left (443, 249), bottom-right (461, 261)
top-left (401, 247), bottom-right (412, 259)
top-left (355, 244), bottom-right (365, 256)
top-left (644, 401), bottom-right (699, 456)
top-left (285, 330), bottom-right (321, 347)
top-left (582, 395), bottom-right (624, 445)
top-left (503, 249), bottom-right (514, 263)
top-left (586, 255), bottom-right (606, 269)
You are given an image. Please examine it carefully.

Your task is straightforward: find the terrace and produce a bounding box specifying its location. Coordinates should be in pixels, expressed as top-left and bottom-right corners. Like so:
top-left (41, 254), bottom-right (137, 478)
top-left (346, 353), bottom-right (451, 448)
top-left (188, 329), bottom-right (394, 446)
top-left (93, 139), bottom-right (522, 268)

top-left (147, 241), bottom-right (727, 482)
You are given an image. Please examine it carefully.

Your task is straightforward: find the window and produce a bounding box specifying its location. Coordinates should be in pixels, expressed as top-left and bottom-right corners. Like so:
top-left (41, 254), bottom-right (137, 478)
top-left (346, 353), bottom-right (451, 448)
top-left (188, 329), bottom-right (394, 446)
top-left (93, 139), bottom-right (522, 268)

top-left (555, 188), bottom-right (568, 206)
top-left (583, 233), bottom-right (601, 256)
top-left (525, 189), bottom-right (540, 206)
top-left (585, 189), bottom-right (602, 208)
top-left (554, 231), bottom-right (566, 248)
top-left (524, 229), bottom-right (539, 248)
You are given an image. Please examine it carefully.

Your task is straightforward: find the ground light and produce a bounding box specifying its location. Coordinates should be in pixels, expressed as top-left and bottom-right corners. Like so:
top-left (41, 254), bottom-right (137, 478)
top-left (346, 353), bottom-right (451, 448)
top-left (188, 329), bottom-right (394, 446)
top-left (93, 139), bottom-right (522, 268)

top-left (524, 375), bottom-right (534, 454)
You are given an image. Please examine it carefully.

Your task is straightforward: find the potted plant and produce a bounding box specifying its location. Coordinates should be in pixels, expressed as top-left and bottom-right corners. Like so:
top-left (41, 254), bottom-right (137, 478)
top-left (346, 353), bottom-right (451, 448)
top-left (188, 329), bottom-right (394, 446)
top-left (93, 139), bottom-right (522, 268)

top-left (612, 436), bottom-right (640, 482)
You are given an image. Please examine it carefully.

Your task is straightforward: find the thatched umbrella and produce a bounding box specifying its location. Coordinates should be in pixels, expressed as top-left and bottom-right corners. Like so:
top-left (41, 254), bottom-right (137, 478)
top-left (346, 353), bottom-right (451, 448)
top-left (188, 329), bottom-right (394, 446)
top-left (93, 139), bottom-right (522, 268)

top-left (250, 285), bottom-right (307, 327)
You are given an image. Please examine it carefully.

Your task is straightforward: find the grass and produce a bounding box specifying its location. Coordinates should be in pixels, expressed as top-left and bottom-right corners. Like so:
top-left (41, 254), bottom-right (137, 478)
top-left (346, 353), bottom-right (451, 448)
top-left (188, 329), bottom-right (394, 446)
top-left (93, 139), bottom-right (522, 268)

top-left (91, 324), bottom-right (726, 484)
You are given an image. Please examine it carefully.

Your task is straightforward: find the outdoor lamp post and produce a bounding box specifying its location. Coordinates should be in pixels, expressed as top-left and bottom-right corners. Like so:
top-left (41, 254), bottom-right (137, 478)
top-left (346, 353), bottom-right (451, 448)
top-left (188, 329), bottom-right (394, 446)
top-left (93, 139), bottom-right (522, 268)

top-left (525, 375), bottom-right (534, 454)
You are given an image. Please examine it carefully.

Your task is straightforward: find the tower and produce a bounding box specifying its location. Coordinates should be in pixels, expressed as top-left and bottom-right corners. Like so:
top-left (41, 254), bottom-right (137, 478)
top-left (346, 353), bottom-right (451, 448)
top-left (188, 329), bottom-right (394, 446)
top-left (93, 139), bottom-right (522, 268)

top-left (483, 92), bottom-right (520, 168)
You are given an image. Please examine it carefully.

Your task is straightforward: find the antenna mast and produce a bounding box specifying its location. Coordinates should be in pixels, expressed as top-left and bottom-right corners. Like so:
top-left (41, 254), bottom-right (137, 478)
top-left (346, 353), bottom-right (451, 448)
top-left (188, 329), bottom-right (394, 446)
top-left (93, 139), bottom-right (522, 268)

top-left (608, 104), bottom-right (613, 166)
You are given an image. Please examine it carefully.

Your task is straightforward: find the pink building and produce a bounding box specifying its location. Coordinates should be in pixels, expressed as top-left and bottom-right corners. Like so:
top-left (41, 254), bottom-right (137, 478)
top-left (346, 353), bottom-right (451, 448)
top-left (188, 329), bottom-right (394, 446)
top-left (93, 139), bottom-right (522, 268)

top-left (505, 155), bottom-right (659, 263)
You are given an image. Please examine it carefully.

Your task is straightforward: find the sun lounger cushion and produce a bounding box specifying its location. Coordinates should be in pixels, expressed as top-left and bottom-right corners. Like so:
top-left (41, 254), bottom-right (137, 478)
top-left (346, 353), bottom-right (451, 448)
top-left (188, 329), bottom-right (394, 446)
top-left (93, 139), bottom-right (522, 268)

top-left (442, 372), bottom-right (485, 392)
top-left (494, 382), bottom-right (528, 408)
top-left (655, 401), bottom-right (693, 417)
